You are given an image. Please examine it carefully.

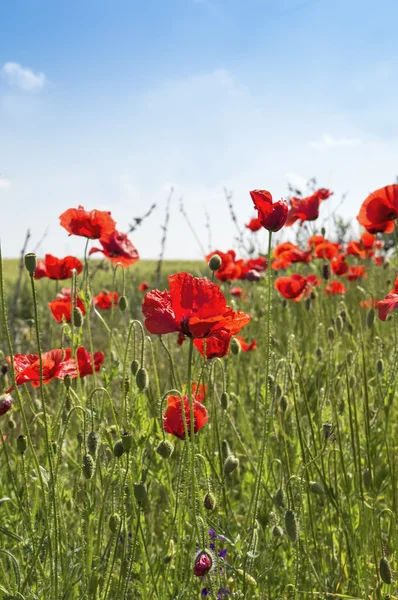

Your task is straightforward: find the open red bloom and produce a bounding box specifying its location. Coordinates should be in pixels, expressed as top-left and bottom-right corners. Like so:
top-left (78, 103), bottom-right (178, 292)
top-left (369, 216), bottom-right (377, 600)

top-left (6, 349), bottom-right (77, 390)
top-left (194, 333), bottom-right (231, 359)
top-left (274, 274), bottom-right (319, 302)
top-left (76, 346), bottom-right (104, 377)
top-left (347, 265), bottom-right (367, 281)
top-left (377, 294), bottom-right (398, 321)
top-left (235, 336), bottom-right (257, 352)
top-left (163, 394), bottom-right (208, 439)
top-left (59, 205), bottom-right (116, 239)
top-left (357, 185), bottom-right (398, 233)
top-left (331, 255), bottom-right (349, 276)
top-left (191, 382), bottom-right (208, 403)
top-left (360, 298), bottom-right (378, 309)
top-left (250, 190), bottom-right (288, 232)
top-left (286, 189), bottom-right (333, 226)
top-left (142, 272), bottom-right (251, 343)
top-left (94, 291), bottom-right (118, 310)
top-left (49, 290), bottom-right (86, 323)
top-left (89, 229), bottom-right (139, 267)
top-left (230, 287), bottom-right (243, 297)
top-left (138, 281), bottom-right (149, 292)
top-left (206, 250), bottom-right (243, 282)
top-left (34, 254), bottom-right (83, 280)
top-left (272, 242), bottom-right (312, 270)
top-left (324, 281), bottom-right (347, 296)
top-left (314, 241), bottom-right (339, 260)
top-left (245, 217), bottom-right (262, 232)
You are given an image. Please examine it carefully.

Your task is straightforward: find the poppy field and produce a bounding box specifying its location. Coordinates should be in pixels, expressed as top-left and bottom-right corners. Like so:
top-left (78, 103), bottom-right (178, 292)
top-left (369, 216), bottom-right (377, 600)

top-left (1, 186), bottom-right (398, 600)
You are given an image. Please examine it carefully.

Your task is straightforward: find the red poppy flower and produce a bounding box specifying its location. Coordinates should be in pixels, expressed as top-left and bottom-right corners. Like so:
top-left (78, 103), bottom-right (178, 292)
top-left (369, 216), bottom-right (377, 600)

top-left (76, 346), bottom-right (104, 377)
top-left (89, 230), bottom-right (139, 267)
top-left (34, 254), bottom-right (83, 280)
top-left (286, 189), bottom-right (333, 226)
top-left (59, 205), bottom-right (116, 239)
top-left (230, 287), bottom-right (243, 297)
top-left (377, 293), bottom-right (398, 321)
top-left (206, 250), bottom-right (243, 282)
top-left (391, 276), bottom-right (398, 294)
top-left (324, 281), bottom-right (347, 296)
top-left (142, 272), bottom-right (251, 343)
top-left (308, 235), bottom-right (325, 249)
top-left (357, 185), bottom-right (398, 233)
top-left (194, 333), bottom-right (231, 359)
top-left (245, 256), bottom-right (268, 273)
top-left (94, 291), bottom-right (118, 310)
top-left (347, 265), bottom-right (367, 281)
top-left (274, 274), bottom-right (319, 302)
top-left (331, 255), bottom-right (349, 276)
top-left (360, 298), bottom-right (378, 309)
top-left (235, 336), bottom-right (257, 352)
top-left (138, 281), bottom-right (149, 292)
top-left (6, 349), bottom-right (77, 391)
top-left (245, 217), bottom-right (262, 232)
top-left (191, 382), bottom-right (208, 403)
top-left (250, 190), bottom-right (288, 232)
top-left (163, 394), bottom-right (208, 439)
top-left (272, 243), bottom-right (312, 270)
top-left (49, 290), bottom-right (86, 323)
top-left (314, 241), bottom-right (339, 260)
top-left (375, 256), bottom-right (385, 267)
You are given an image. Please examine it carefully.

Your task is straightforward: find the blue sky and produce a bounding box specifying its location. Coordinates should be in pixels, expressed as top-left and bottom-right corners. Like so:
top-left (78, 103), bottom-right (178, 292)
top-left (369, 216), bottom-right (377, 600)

top-left (1, 0), bottom-right (398, 259)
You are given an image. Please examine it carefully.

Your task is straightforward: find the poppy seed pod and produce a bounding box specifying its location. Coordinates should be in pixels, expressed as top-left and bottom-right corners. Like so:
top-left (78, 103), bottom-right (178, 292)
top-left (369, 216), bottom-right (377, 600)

top-left (136, 367), bottom-right (148, 391)
top-left (109, 513), bottom-right (120, 534)
top-left (82, 454), bottom-right (95, 480)
top-left (24, 253), bottom-right (37, 275)
top-left (118, 295), bottom-right (128, 312)
top-left (17, 434), bottom-right (27, 455)
top-left (220, 391), bottom-right (229, 410)
top-left (208, 254), bottom-right (222, 272)
top-left (193, 550), bottom-right (213, 577)
top-left (87, 431), bottom-right (100, 458)
top-left (224, 454), bottom-right (239, 475)
top-left (72, 306), bottom-right (83, 328)
top-left (0, 394), bottom-right (12, 416)
top-left (203, 492), bottom-right (217, 511)
top-left (131, 359), bottom-right (139, 375)
top-left (284, 509), bottom-right (299, 543)
top-left (113, 440), bottom-right (125, 458)
top-left (134, 481), bottom-right (147, 503)
top-left (156, 439), bottom-right (174, 459)
top-left (380, 556), bottom-right (393, 585)
top-left (121, 431), bottom-right (133, 452)
top-left (366, 308), bottom-right (376, 329)
top-left (230, 337), bottom-right (241, 355)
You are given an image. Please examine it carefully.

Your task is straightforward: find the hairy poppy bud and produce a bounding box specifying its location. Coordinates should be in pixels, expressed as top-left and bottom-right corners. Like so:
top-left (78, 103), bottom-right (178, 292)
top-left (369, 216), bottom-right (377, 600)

top-left (310, 481), bottom-right (324, 495)
top-left (193, 551), bottom-right (212, 577)
top-left (284, 509), bottom-right (299, 543)
top-left (72, 306), bottom-right (83, 328)
top-left (134, 481), bottom-right (147, 503)
top-left (279, 395), bottom-right (288, 413)
top-left (221, 440), bottom-right (231, 459)
top-left (156, 439), bottom-right (174, 459)
top-left (224, 454), bottom-right (239, 475)
top-left (272, 525), bottom-right (284, 538)
top-left (82, 454), bottom-right (95, 480)
top-left (220, 391), bottom-right (229, 410)
top-left (380, 556), bottom-right (393, 585)
top-left (113, 440), bottom-right (125, 458)
top-left (136, 367), bottom-right (148, 391)
top-left (1, 364), bottom-right (8, 376)
top-left (346, 350), bottom-right (354, 365)
top-left (347, 322), bottom-right (354, 335)
top-left (131, 359), bottom-right (139, 375)
top-left (327, 327), bottom-right (335, 343)
top-left (316, 347), bottom-right (323, 361)
top-left (321, 227), bottom-right (326, 237)
top-left (64, 374), bottom-right (71, 390)
top-left (208, 254), bottom-right (222, 272)
top-left (87, 431), bottom-right (100, 458)
top-left (17, 434), bottom-right (27, 455)
top-left (24, 253), bottom-right (37, 275)
top-left (121, 431), bottom-right (133, 452)
top-left (8, 417), bottom-right (15, 429)
top-left (367, 308), bottom-right (376, 329)
top-left (273, 487), bottom-right (285, 508)
top-left (118, 295), bottom-right (128, 312)
top-left (230, 337), bottom-right (241, 355)
top-left (203, 492), bottom-right (217, 510)
top-left (268, 374), bottom-right (275, 389)
top-left (335, 315), bottom-right (344, 333)
top-left (109, 513), bottom-right (120, 534)
top-left (77, 431), bottom-right (84, 446)
top-left (0, 394), bottom-right (12, 416)
top-left (376, 358), bottom-right (384, 374)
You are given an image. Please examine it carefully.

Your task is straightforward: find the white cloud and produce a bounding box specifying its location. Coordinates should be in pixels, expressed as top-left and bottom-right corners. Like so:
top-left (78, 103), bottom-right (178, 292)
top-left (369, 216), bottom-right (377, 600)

top-left (309, 133), bottom-right (361, 151)
top-left (0, 177), bottom-right (11, 190)
top-left (1, 62), bottom-right (46, 91)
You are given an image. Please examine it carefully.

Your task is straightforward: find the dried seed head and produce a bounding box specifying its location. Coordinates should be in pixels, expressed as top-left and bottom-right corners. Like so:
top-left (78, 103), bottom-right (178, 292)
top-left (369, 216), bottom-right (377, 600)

top-left (366, 308), bottom-right (376, 329)
top-left (131, 359), bottom-right (139, 375)
top-left (224, 455), bottom-right (239, 476)
top-left (87, 431), bottom-right (100, 458)
top-left (121, 431), bottom-right (133, 452)
top-left (156, 439), bottom-right (174, 459)
top-left (118, 295), bottom-right (128, 312)
top-left (208, 254), bottom-right (222, 272)
top-left (376, 359), bottom-right (384, 374)
top-left (82, 454), bottom-right (95, 480)
top-left (220, 391), bottom-right (229, 410)
top-left (72, 307), bottom-right (83, 328)
top-left (24, 253), bottom-right (37, 275)
top-left (113, 440), bottom-right (125, 458)
top-left (17, 434), bottom-right (27, 455)
top-left (284, 509), bottom-right (299, 543)
top-left (380, 557), bottom-right (393, 585)
top-left (230, 337), bottom-right (241, 355)
top-left (133, 481), bottom-right (147, 503)
top-left (109, 513), bottom-right (120, 534)
top-left (203, 492), bottom-right (217, 511)
top-left (136, 367), bottom-right (148, 391)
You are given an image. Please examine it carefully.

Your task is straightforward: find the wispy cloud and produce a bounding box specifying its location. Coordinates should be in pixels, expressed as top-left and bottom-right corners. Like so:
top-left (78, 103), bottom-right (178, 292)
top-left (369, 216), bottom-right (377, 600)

top-left (0, 176), bottom-right (11, 190)
top-left (309, 133), bottom-right (361, 151)
top-left (0, 62), bottom-right (46, 91)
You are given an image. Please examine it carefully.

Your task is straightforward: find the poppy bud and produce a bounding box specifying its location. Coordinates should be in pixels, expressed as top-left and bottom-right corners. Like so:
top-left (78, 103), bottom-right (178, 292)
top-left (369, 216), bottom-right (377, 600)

top-left (221, 440), bottom-right (231, 459)
top-left (121, 431), bottom-right (133, 452)
top-left (272, 525), bottom-right (284, 538)
top-left (275, 384), bottom-right (283, 400)
top-left (24, 253), bottom-right (37, 275)
top-left (203, 492), bottom-right (217, 510)
top-left (338, 399), bottom-right (345, 414)
top-left (64, 374), bottom-right (71, 390)
top-left (230, 337), bottom-right (241, 355)
top-left (131, 359), bottom-right (139, 375)
top-left (327, 327), bottom-right (335, 343)
top-left (1, 364), bottom-right (8, 376)
top-left (268, 374), bottom-right (274, 389)
top-left (82, 454), bottom-right (95, 480)
top-left (273, 487), bottom-right (285, 508)
top-left (118, 295), bottom-right (128, 312)
top-left (220, 391), bottom-right (229, 410)
top-left (156, 439), bottom-right (174, 459)
top-left (109, 513), bottom-right (120, 534)
top-left (340, 309), bottom-right (347, 321)
top-left (346, 351), bottom-right (354, 365)
top-left (113, 440), bottom-right (125, 458)
top-left (87, 431), bottom-right (100, 458)
top-left (8, 417), bottom-right (15, 429)
top-left (347, 322), bottom-right (354, 335)
top-left (366, 308), bottom-right (376, 329)
top-left (279, 395), bottom-right (288, 413)
top-left (380, 557), bottom-right (393, 585)
top-left (321, 227), bottom-right (326, 237)
top-left (136, 367), bottom-right (148, 391)
top-left (224, 454), bottom-right (239, 475)
top-left (363, 468), bottom-right (372, 491)
top-left (335, 315), bottom-right (344, 333)
top-left (208, 254), bottom-right (222, 272)
top-left (323, 421), bottom-right (334, 440)
top-left (134, 481), bottom-right (147, 503)
top-left (322, 263), bottom-right (330, 280)
top-left (17, 434), bottom-right (27, 455)
top-left (284, 509), bottom-right (299, 543)
top-left (310, 481), bottom-right (324, 495)
top-left (0, 394), bottom-right (12, 416)
top-left (72, 307), bottom-right (83, 328)
top-left (77, 431), bottom-right (84, 446)
top-left (316, 348), bottom-right (323, 361)
top-left (193, 551), bottom-right (212, 577)
top-left (376, 358), bottom-right (384, 374)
